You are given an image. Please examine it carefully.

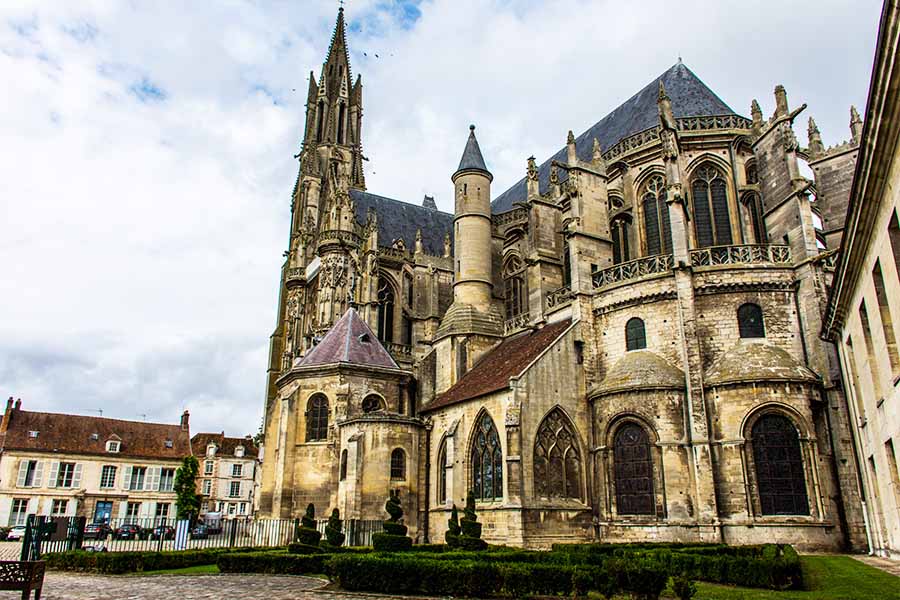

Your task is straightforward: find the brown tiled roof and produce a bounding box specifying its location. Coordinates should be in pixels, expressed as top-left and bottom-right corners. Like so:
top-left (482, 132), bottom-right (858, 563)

top-left (191, 432), bottom-right (259, 458)
top-left (423, 319), bottom-right (572, 412)
top-left (295, 308), bottom-right (398, 370)
top-left (0, 407), bottom-right (192, 460)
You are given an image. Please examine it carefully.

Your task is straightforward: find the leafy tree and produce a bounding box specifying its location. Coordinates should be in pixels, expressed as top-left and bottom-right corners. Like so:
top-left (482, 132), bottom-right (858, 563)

top-left (174, 455), bottom-right (201, 520)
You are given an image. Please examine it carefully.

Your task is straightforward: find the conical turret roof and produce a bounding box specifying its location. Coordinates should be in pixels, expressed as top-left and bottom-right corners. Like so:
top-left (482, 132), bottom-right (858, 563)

top-left (454, 125), bottom-right (491, 179)
top-left (296, 308), bottom-right (399, 370)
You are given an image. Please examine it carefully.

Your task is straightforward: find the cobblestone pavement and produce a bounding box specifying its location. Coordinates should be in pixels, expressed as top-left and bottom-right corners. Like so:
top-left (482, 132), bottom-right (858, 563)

top-left (0, 573), bottom-right (445, 600)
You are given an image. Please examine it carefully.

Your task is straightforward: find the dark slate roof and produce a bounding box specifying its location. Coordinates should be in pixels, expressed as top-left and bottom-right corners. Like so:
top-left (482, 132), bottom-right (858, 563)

top-left (0, 404), bottom-right (192, 460)
top-left (491, 62), bottom-right (737, 213)
top-left (191, 432), bottom-right (259, 459)
top-left (350, 189), bottom-right (453, 256)
top-left (455, 125), bottom-right (490, 176)
top-left (296, 308), bottom-right (399, 369)
top-left (422, 319), bottom-right (572, 412)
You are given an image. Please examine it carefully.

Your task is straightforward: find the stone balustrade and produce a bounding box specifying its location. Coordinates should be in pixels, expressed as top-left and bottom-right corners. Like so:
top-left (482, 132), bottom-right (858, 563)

top-left (385, 342), bottom-right (412, 360)
top-left (504, 312), bottom-right (531, 335)
top-left (546, 286), bottom-right (574, 309)
top-left (492, 207), bottom-right (528, 228)
top-left (689, 244), bottom-right (792, 268)
top-left (592, 254), bottom-right (674, 288)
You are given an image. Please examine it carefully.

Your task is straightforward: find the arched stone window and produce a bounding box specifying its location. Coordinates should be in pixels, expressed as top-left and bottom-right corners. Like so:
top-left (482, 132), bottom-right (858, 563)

top-left (503, 256), bottom-right (526, 318)
top-left (613, 423), bottom-right (654, 515)
top-left (438, 438), bottom-right (448, 504)
top-left (625, 317), bottom-right (646, 351)
top-left (743, 192), bottom-right (767, 244)
top-left (337, 102), bottom-right (346, 144)
top-left (738, 303), bottom-right (765, 338)
top-left (404, 272), bottom-right (414, 307)
top-left (745, 161), bottom-right (758, 185)
top-left (339, 449), bottom-right (348, 481)
top-left (401, 315), bottom-right (413, 347)
top-left (390, 448), bottom-right (406, 480)
top-left (376, 277), bottom-right (395, 343)
top-left (641, 175), bottom-right (673, 256)
top-left (562, 242), bottom-right (572, 288)
top-left (611, 215), bottom-right (632, 264)
top-left (691, 163), bottom-right (732, 247)
top-left (751, 414), bottom-right (809, 516)
top-left (534, 408), bottom-right (583, 501)
top-left (305, 394), bottom-right (329, 442)
top-left (471, 412), bottom-right (503, 502)
top-left (315, 100), bottom-right (326, 143)
top-left (362, 394), bottom-right (383, 413)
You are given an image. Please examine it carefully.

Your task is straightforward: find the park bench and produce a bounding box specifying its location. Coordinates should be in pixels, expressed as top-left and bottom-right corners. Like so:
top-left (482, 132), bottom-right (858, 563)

top-left (0, 561), bottom-right (45, 599)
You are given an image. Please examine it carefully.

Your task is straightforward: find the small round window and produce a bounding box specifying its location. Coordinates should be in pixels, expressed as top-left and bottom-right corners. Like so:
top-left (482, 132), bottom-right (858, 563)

top-left (362, 395), bottom-right (383, 413)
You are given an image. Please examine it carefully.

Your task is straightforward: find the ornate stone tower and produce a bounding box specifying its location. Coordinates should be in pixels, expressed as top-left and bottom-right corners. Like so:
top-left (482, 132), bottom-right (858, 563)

top-left (433, 126), bottom-right (502, 393)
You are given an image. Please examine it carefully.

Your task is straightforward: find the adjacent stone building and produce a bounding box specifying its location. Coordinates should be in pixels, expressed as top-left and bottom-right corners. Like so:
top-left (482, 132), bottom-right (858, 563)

top-left (823, 0), bottom-right (900, 558)
top-left (0, 398), bottom-right (191, 526)
top-left (259, 7), bottom-right (871, 551)
top-left (192, 433), bottom-right (259, 519)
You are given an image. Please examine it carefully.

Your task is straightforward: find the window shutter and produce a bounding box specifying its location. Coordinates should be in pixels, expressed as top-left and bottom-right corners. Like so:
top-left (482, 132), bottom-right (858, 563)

top-left (47, 462), bottom-right (59, 488)
top-left (118, 501), bottom-right (128, 520)
top-left (16, 461), bottom-right (28, 487)
top-left (67, 499), bottom-right (77, 516)
top-left (33, 462), bottom-right (43, 487)
top-left (72, 464), bottom-right (83, 489)
top-left (123, 466), bottom-right (133, 490)
top-left (146, 467), bottom-right (160, 491)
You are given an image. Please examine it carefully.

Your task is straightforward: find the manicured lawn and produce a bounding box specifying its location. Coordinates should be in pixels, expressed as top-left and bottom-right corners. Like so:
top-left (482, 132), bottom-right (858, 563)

top-left (687, 556), bottom-right (899, 600)
top-left (131, 564), bottom-right (220, 576)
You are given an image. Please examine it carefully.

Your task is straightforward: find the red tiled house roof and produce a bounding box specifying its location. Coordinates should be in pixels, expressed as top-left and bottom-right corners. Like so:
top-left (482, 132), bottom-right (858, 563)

top-left (191, 432), bottom-right (258, 458)
top-left (0, 399), bottom-right (192, 461)
top-left (423, 319), bottom-right (572, 412)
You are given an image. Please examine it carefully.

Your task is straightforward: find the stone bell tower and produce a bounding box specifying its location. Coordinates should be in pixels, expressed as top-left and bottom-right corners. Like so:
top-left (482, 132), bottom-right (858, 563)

top-left (433, 125), bottom-right (503, 394)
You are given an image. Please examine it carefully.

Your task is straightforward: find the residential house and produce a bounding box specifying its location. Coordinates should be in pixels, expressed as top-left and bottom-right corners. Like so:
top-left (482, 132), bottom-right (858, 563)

top-left (191, 433), bottom-right (258, 519)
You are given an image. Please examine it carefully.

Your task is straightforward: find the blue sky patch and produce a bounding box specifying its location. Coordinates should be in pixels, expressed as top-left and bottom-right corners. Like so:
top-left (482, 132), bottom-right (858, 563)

top-left (130, 77), bottom-right (167, 103)
top-left (62, 21), bottom-right (99, 43)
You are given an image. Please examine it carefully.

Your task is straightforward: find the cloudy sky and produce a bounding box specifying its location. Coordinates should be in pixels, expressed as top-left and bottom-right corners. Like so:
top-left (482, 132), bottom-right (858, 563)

top-left (0, 0), bottom-right (881, 437)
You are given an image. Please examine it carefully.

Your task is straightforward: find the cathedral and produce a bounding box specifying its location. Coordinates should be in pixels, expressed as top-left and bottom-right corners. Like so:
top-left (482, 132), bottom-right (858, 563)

top-left (258, 7), bottom-right (869, 551)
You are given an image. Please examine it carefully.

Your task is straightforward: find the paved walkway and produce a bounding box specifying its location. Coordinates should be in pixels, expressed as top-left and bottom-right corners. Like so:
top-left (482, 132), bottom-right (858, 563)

top-left (0, 573), bottom-right (441, 600)
top-left (852, 554), bottom-right (900, 577)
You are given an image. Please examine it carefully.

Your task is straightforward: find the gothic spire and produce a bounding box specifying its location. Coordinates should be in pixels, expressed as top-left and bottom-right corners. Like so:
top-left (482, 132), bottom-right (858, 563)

top-left (808, 117), bottom-right (824, 157)
top-left (850, 105), bottom-right (863, 143)
top-left (455, 125), bottom-right (491, 179)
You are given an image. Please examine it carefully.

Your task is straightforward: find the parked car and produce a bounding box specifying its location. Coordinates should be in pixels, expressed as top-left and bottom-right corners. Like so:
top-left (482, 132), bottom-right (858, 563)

top-left (82, 523), bottom-right (112, 540)
top-left (6, 526), bottom-right (26, 541)
top-left (190, 524), bottom-right (208, 540)
top-left (113, 523), bottom-right (145, 540)
top-left (149, 525), bottom-right (175, 541)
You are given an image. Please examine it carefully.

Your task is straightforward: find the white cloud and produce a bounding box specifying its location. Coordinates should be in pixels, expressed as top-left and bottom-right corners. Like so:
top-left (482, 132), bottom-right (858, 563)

top-left (0, 0), bottom-right (882, 436)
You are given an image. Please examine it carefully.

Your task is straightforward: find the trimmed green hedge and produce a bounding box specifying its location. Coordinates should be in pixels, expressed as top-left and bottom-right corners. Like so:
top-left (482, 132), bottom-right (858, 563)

top-left (45, 547), bottom-right (265, 574)
top-left (218, 551), bottom-right (326, 575)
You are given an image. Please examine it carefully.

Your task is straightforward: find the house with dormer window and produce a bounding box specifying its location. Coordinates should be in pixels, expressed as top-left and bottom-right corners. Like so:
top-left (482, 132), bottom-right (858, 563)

top-left (191, 432), bottom-right (258, 518)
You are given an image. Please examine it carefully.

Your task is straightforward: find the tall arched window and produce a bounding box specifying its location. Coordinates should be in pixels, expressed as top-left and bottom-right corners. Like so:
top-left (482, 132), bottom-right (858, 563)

top-left (641, 175), bottom-right (673, 256)
top-left (362, 394), bottom-right (383, 413)
top-left (625, 317), bottom-right (646, 351)
top-left (339, 449), bottom-right (348, 481)
top-left (306, 394), bottom-right (329, 442)
top-left (377, 277), bottom-right (395, 343)
top-left (738, 303), bottom-right (765, 338)
top-left (751, 414), bottom-right (809, 516)
top-left (562, 242), bottom-right (572, 288)
top-left (613, 423), bottom-right (654, 515)
top-left (404, 272), bottom-right (414, 307)
top-left (611, 215), bottom-right (632, 264)
top-left (401, 315), bottom-right (413, 347)
top-left (745, 162), bottom-right (759, 185)
top-left (743, 192), bottom-right (767, 244)
top-left (315, 100), bottom-right (326, 143)
top-left (503, 256), bottom-right (526, 318)
top-left (691, 164), bottom-right (732, 247)
top-left (337, 103), bottom-right (346, 144)
top-left (534, 408), bottom-right (583, 501)
top-left (438, 438), bottom-right (448, 504)
top-left (390, 448), bottom-right (406, 480)
top-left (471, 412), bottom-right (503, 502)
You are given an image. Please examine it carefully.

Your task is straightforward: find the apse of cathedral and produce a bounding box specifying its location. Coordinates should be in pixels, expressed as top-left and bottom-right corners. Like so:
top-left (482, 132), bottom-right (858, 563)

top-left (258, 8), bottom-right (867, 551)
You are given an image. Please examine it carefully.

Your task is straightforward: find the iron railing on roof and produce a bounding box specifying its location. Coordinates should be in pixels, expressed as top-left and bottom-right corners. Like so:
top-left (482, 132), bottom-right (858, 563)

top-left (689, 244), bottom-right (792, 268)
top-left (592, 254), bottom-right (675, 289)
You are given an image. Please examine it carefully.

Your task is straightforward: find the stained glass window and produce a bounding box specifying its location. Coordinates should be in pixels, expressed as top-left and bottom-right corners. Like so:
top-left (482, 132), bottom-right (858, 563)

top-left (471, 413), bottom-right (503, 502)
top-left (377, 277), bottom-right (395, 343)
top-left (306, 394), bottom-right (329, 442)
top-left (641, 175), bottom-right (672, 256)
top-left (738, 303), bottom-right (765, 338)
top-left (691, 164), bottom-right (732, 247)
top-left (752, 415), bottom-right (809, 516)
top-left (390, 448), bottom-right (406, 480)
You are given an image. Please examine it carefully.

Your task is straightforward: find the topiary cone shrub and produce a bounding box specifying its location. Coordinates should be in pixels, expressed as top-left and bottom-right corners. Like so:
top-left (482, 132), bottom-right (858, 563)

top-left (373, 489), bottom-right (412, 551)
top-left (323, 508), bottom-right (346, 548)
top-left (458, 490), bottom-right (487, 551)
top-left (295, 503), bottom-right (322, 548)
top-left (445, 504), bottom-right (461, 548)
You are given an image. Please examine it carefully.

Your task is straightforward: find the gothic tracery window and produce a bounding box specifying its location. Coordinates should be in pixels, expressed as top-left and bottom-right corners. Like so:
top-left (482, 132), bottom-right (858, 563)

top-left (534, 408), bottom-right (583, 501)
top-left (641, 175), bottom-right (673, 256)
top-left (503, 256), bottom-right (526, 318)
top-left (306, 394), bottom-right (329, 442)
top-left (691, 163), bottom-right (733, 247)
top-left (611, 215), bottom-right (632, 264)
top-left (738, 303), bottom-right (765, 338)
top-left (471, 412), bottom-right (503, 502)
top-left (613, 423), bottom-right (654, 515)
top-left (376, 277), bottom-right (395, 343)
top-left (751, 414), bottom-right (809, 516)
top-left (743, 192), bottom-right (767, 244)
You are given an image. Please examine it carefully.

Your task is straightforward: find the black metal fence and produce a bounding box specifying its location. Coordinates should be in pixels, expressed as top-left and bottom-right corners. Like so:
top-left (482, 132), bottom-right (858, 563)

top-left (19, 515), bottom-right (384, 558)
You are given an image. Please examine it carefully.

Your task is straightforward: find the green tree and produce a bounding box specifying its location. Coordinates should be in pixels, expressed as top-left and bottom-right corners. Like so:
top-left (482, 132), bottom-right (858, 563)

top-left (174, 455), bottom-right (201, 520)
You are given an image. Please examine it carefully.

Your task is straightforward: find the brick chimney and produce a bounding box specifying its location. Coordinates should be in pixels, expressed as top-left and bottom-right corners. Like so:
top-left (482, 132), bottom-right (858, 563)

top-left (180, 410), bottom-right (190, 432)
top-left (0, 397), bottom-right (13, 434)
